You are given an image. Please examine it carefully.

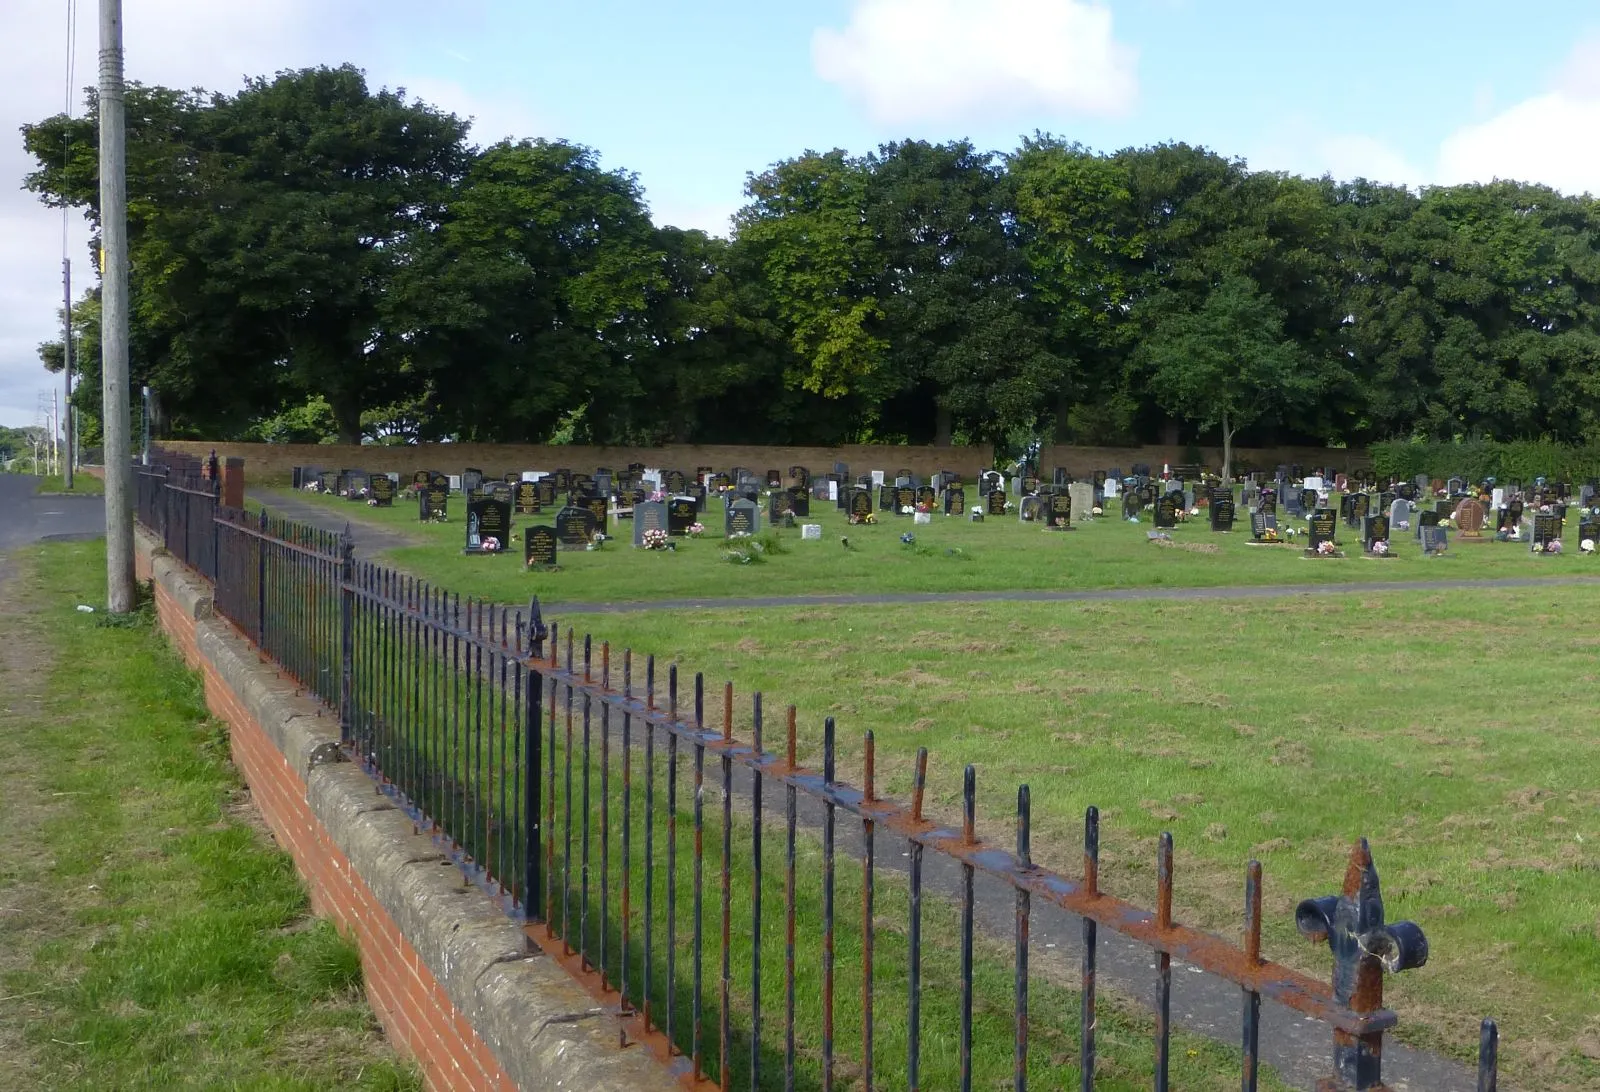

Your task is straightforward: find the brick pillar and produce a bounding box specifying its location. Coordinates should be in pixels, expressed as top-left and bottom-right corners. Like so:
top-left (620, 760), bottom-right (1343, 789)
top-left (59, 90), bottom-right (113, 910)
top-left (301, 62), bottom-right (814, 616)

top-left (221, 457), bottom-right (246, 509)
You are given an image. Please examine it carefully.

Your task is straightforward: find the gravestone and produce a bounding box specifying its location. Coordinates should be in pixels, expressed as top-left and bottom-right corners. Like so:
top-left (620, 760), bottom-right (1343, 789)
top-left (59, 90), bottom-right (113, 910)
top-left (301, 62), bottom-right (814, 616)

top-left (986, 490), bottom-right (1008, 517)
top-left (1378, 491), bottom-right (1396, 517)
top-left (1502, 499), bottom-right (1524, 533)
top-left (1250, 509), bottom-right (1278, 541)
top-left (879, 485), bottom-right (896, 511)
top-left (916, 485), bottom-right (937, 510)
top-left (1339, 493), bottom-right (1358, 526)
top-left (1416, 510), bottom-right (1440, 540)
top-left (1398, 483), bottom-right (1417, 502)
top-left (1454, 498), bottom-right (1487, 538)
top-left (319, 470), bottom-right (340, 494)
top-left (1578, 516), bottom-right (1600, 546)
top-left (1284, 489), bottom-right (1305, 517)
top-left (850, 489), bottom-right (874, 522)
top-left (420, 481), bottom-right (448, 521)
top-left (943, 486), bottom-right (966, 516)
top-left (524, 526), bottom-right (558, 568)
top-left (688, 483), bottom-right (709, 513)
top-left (536, 479), bottom-right (557, 508)
top-left (1154, 492), bottom-right (1179, 529)
top-left (668, 496), bottom-right (698, 536)
top-left (486, 480), bottom-right (514, 505)
top-left (769, 489), bottom-right (796, 523)
top-left (1258, 490), bottom-right (1277, 517)
top-left (665, 470), bottom-right (688, 494)
top-left (766, 469), bottom-right (783, 489)
top-left (1531, 512), bottom-right (1562, 548)
top-left (1069, 482), bottom-right (1096, 521)
top-left (370, 474), bottom-right (395, 507)
top-left (411, 469), bottom-right (430, 490)
top-left (464, 497), bottom-right (511, 553)
top-left (1352, 493), bottom-right (1371, 524)
top-left (1420, 525), bottom-right (1449, 555)
top-left (1019, 495), bottom-right (1045, 523)
top-left (725, 498), bottom-right (761, 537)
top-left (1308, 509), bottom-right (1338, 551)
top-left (557, 506), bottom-right (597, 547)
top-left (345, 470), bottom-right (370, 498)
top-left (1300, 489), bottom-right (1318, 514)
top-left (1047, 490), bottom-right (1073, 529)
top-left (1363, 514), bottom-right (1391, 552)
top-left (790, 489), bottom-right (810, 517)
top-left (1209, 488), bottom-right (1235, 532)
top-left (463, 468), bottom-right (485, 496)
top-left (1123, 491), bottom-right (1144, 520)
top-left (633, 500), bottom-right (669, 546)
top-left (583, 495), bottom-right (609, 537)
top-left (515, 481), bottom-right (540, 515)
top-left (895, 486), bottom-right (917, 512)
top-left (790, 466), bottom-right (811, 491)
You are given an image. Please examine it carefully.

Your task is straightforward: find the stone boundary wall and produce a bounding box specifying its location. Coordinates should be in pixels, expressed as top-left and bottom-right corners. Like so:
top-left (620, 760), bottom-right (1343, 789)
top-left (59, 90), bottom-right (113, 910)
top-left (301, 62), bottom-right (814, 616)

top-left (154, 441), bottom-right (997, 480)
top-left (134, 528), bottom-right (678, 1092)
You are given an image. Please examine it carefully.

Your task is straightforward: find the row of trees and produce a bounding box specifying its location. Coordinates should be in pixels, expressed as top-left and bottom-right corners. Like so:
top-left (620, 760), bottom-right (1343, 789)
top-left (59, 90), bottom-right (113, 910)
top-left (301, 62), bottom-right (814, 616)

top-left (23, 66), bottom-right (1600, 470)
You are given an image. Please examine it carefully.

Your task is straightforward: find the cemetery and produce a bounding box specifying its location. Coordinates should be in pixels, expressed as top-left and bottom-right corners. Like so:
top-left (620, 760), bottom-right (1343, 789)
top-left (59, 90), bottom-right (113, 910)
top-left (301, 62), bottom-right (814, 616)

top-left (260, 457), bottom-right (1600, 1087)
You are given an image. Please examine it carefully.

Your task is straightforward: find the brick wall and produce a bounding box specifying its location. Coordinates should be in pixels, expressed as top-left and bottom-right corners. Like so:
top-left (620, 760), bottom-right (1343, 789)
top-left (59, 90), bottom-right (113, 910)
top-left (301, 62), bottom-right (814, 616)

top-left (1037, 444), bottom-right (1372, 476)
top-left (140, 550), bottom-right (515, 1092)
top-left (155, 441), bottom-right (997, 481)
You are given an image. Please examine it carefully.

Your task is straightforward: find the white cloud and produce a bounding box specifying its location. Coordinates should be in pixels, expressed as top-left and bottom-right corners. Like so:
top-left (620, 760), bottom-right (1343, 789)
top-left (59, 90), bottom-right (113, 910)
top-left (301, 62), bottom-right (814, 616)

top-left (1430, 35), bottom-right (1600, 197)
top-left (812, 0), bottom-right (1136, 127)
top-left (1310, 134), bottom-right (1426, 188)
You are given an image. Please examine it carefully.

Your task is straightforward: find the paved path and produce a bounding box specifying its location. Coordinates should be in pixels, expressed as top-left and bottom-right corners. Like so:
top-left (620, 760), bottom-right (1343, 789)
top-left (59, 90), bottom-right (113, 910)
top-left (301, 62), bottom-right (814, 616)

top-left (247, 489), bottom-right (423, 560)
top-left (0, 475), bottom-right (105, 552)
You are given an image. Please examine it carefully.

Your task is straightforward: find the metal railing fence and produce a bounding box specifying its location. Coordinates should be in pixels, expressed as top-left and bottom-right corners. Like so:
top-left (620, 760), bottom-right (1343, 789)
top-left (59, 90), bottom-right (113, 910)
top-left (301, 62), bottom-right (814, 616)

top-left (130, 465), bottom-right (1505, 1092)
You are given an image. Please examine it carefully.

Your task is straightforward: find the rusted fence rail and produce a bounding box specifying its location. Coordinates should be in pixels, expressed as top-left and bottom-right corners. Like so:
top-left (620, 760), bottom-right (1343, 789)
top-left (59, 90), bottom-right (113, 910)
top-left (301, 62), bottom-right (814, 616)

top-left (133, 463), bottom-right (1504, 1091)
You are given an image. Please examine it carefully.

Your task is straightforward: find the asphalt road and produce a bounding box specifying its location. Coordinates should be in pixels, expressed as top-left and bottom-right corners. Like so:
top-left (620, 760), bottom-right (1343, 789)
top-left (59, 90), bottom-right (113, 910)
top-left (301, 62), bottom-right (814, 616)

top-left (0, 475), bottom-right (105, 553)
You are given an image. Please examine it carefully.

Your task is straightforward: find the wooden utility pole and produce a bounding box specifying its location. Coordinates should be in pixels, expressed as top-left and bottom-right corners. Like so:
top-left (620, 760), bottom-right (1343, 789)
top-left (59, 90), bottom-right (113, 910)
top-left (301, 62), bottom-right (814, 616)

top-left (99, 0), bottom-right (135, 612)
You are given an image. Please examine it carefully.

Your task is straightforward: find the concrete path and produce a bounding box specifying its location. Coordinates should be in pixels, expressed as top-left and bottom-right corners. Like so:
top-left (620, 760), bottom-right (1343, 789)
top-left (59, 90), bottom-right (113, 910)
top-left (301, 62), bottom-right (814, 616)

top-left (247, 489), bottom-right (423, 560)
top-left (0, 475), bottom-right (105, 552)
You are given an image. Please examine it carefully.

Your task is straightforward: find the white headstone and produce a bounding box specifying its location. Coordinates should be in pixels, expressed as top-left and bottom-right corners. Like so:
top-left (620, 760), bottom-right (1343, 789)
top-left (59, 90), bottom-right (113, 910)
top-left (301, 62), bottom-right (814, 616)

top-left (828, 480), bottom-right (839, 501)
top-left (1491, 487), bottom-right (1505, 510)
top-left (1304, 476), bottom-right (1324, 492)
top-left (801, 523), bottom-right (822, 540)
top-left (1069, 482), bottom-right (1096, 518)
top-left (871, 470), bottom-right (885, 488)
top-left (913, 511), bottom-right (931, 525)
top-left (1103, 478), bottom-right (1120, 497)
top-left (448, 475), bottom-right (462, 491)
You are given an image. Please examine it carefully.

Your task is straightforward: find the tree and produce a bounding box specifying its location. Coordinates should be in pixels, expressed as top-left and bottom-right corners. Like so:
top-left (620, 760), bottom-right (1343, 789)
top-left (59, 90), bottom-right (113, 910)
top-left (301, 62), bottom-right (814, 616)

top-left (1135, 275), bottom-right (1317, 480)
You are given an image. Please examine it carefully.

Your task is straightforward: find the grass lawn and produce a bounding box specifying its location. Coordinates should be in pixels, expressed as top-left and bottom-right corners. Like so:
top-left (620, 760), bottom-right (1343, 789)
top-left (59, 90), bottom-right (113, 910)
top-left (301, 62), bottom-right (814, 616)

top-left (0, 541), bottom-right (417, 1091)
top-left (32, 472), bottom-right (104, 495)
top-left (549, 587), bottom-right (1600, 1089)
top-left (272, 486), bottom-right (1600, 607)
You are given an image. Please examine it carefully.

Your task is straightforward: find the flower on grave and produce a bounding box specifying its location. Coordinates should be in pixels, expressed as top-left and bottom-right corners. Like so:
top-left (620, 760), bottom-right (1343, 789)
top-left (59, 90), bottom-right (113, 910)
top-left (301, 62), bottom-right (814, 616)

top-left (1285, 527), bottom-right (1297, 538)
top-left (900, 505), bottom-right (915, 515)
top-left (1508, 526), bottom-right (1521, 540)
top-left (687, 522), bottom-right (706, 538)
top-left (850, 512), bottom-right (878, 525)
top-left (1539, 504), bottom-right (1552, 514)
top-left (1371, 539), bottom-right (1390, 556)
top-left (643, 528), bottom-right (670, 550)
top-left (480, 536), bottom-right (502, 552)
top-left (1582, 538), bottom-right (1596, 554)
top-left (915, 501), bottom-right (933, 513)
top-left (728, 531), bottom-right (751, 540)
top-left (367, 498), bottom-right (378, 507)
top-left (1091, 506), bottom-right (1103, 515)
top-left (1189, 507), bottom-right (1200, 516)
top-left (900, 532), bottom-right (916, 545)
top-left (1317, 540), bottom-right (1337, 556)
top-left (1532, 542), bottom-right (1544, 553)
top-left (1547, 540), bottom-right (1562, 555)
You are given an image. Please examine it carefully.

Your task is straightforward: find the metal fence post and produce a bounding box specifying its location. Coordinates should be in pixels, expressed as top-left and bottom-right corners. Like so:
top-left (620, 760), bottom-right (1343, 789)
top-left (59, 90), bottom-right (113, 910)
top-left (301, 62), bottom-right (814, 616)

top-left (523, 597), bottom-right (547, 922)
top-left (256, 508), bottom-right (268, 647)
top-left (337, 526), bottom-right (355, 745)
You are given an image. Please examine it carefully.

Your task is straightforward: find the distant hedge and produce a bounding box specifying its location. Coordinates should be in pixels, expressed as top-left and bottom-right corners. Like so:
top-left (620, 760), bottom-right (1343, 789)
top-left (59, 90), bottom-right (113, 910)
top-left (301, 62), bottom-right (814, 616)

top-left (1370, 441), bottom-right (1600, 485)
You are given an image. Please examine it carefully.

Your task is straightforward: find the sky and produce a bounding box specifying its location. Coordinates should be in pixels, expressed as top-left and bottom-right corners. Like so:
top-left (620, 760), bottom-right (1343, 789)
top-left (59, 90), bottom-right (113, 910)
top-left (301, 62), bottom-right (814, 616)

top-left (3, 0), bottom-right (1599, 428)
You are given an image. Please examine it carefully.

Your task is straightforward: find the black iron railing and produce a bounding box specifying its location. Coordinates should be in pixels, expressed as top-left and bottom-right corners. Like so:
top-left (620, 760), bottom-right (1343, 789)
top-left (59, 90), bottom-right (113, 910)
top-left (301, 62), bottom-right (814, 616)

top-left (131, 466), bottom-right (1506, 1092)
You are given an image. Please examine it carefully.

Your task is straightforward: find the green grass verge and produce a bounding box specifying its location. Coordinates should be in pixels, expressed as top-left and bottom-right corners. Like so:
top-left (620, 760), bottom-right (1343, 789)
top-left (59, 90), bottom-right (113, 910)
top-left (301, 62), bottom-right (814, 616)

top-left (548, 589), bottom-right (1600, 1089)
top-left (0, 541), bottom-right (417, 1091)
top-left (274, 487), bottom-right (1600, 607)
top-left (32, 473), bottom-right (104, 495)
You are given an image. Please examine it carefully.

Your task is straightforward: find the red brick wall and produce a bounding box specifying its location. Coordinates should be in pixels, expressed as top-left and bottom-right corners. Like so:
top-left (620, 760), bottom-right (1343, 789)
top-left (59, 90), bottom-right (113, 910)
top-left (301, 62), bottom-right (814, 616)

top-left (147, 572), bottom-right (514, 1092)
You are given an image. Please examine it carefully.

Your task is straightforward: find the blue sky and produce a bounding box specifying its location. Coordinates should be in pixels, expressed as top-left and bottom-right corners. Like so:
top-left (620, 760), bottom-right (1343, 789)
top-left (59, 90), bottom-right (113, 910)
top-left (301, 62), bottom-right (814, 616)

top-left (3, 0), bottom-right (1599, 426)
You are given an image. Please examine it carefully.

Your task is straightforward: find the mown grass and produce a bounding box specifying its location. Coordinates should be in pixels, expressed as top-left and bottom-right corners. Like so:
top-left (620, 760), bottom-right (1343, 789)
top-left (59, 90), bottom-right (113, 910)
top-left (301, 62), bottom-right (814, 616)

top-left (0, 541), bottom-right (417, 1091)
top-left (276, 486), bottom-right (1600, 607)
top-left (32, 472), bottom-right (104, 495)
top-left (550, 588), bottom-right (1600, 1089)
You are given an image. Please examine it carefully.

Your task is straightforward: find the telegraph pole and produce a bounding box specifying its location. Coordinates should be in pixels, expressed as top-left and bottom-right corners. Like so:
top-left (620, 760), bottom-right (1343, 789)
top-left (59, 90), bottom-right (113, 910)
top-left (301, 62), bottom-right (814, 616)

top-left (62, 258), bottom-right (74, 490)
top-left (99, 0), bottom-right (135, 612)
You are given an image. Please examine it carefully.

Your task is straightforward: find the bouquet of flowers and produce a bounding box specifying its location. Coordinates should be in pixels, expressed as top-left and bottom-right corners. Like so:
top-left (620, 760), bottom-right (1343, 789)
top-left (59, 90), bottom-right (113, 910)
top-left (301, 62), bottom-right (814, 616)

top-left (642, 528), bottom-right (670, 550)
top-left (915, 501), bottom-right (933, 514)
top-left (900, 505), bottom-right (915, 515)
top-left (1091, 506), bottom-right (1103, 516)
top-left (1370, 539), bottom-right (1389, 556)
top-left (849, 512), bottom-right (878, 525)
top-left (1582, 538), bottom-right (1596, 554)
top-left (687, 522), bottom-right (706, 538)
top-left (480, 536), bottom-right (502, 553)
top-left (1545, 540), bottom-right (1563, 555)
top-left (1316, 540), bottom-right (1338, 556)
